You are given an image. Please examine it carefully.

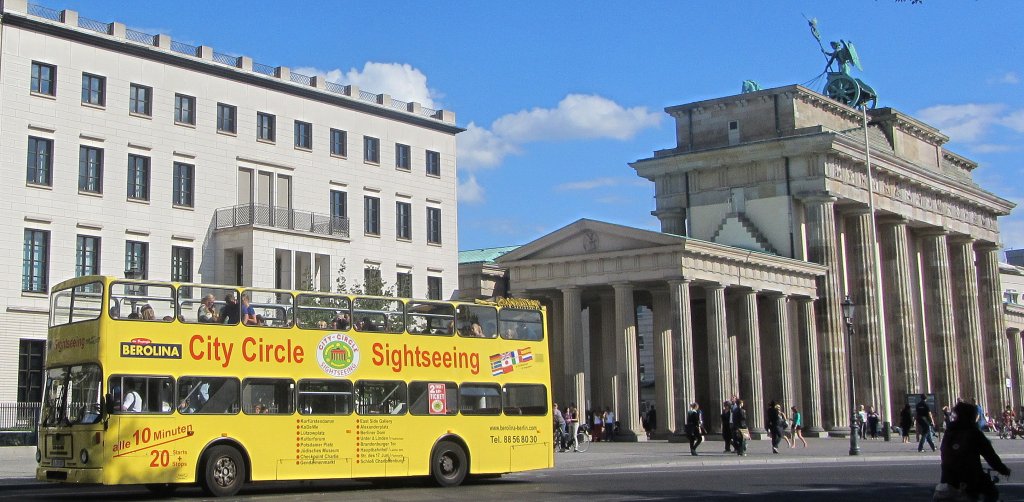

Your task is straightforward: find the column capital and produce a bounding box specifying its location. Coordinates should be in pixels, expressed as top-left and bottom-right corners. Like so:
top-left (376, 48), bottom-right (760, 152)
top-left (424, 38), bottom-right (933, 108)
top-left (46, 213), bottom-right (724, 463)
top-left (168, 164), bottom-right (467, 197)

top-left (948, 234), bottom-right (976, 246)
top-left (876, 214), bottom-right (908, 226)
top-left (702, 282), bottom-right (725, 292)
top-left (842, 204), bottom-right (873, 217)
top-left (1008, 327), bottom-right (1022, 338)
top-left (797, 191), bottom-right (838, 204)
top-left (917, 227), bottom-right (949, 238)
top-left (975, 241), bottom-right (1001, 252)
top-left (560, 285), bottom-right (582, 294)
top-left (763, 290), bottom-right (788, 300)
top-left (666, 276), bottom-right (692, 286)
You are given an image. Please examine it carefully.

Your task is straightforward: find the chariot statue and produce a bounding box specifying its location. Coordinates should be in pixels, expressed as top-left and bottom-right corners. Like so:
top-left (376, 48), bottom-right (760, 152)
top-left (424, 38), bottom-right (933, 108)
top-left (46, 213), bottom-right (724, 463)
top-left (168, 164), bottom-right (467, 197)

top-left (808, 18), bottom-right (877, 109)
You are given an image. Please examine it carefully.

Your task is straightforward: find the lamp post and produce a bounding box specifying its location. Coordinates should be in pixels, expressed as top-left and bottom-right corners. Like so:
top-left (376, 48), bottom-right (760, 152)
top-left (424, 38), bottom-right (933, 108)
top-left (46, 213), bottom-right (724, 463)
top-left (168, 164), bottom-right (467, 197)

top-left (841, 295), bottom-right (861, 456)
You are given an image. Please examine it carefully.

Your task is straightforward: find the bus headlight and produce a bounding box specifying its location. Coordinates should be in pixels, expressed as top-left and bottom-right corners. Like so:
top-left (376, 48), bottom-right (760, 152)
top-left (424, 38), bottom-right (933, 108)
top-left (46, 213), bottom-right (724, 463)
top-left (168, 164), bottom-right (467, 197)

top-left (79, 449), bottom-right (89, 464)
top-left (35, 449), bottom-right (41, 463)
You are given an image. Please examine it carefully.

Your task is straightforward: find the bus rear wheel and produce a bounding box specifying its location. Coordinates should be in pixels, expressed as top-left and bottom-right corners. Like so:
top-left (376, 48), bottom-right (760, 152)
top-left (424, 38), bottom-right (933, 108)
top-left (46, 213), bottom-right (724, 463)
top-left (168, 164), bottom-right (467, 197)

top-left (200, 445), bottom-right (245, 497)
top-left (430, 440), bottom-right (467, 487)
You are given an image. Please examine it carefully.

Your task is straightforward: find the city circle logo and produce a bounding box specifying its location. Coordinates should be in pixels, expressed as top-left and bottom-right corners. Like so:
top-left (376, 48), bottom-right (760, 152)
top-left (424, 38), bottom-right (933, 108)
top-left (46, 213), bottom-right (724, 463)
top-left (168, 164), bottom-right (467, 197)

top-left (316, 333), bottom-right (360, 377)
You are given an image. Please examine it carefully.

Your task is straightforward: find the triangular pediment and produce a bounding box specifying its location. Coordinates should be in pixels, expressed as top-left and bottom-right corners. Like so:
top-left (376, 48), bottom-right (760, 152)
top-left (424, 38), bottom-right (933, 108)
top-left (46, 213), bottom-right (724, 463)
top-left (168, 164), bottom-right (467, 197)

top-left (710, 213), bottom-right (777, 255)
top-left (497, 219), bottom-right (683, 262)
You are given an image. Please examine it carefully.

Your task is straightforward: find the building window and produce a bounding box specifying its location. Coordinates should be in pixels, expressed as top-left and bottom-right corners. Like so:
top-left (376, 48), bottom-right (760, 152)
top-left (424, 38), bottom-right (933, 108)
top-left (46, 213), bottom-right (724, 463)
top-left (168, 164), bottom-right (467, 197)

top-left (426, 150), bottom-right (441, 176)
top-left (129, 83), bottom-right (152, 116)
top-left (22, 229), bottom-right (49, 293)
top-left (427, 276), bottom-right (442, 301)
top-left (331, 190), bottom-right (347, 218)
top-left (172, 162), bottom-right (194, 207)
top-left (171, 246), bottom-right (193, 283)
top-left (127, 154), bottom-right (150, 201)
top-left (30, 61), bottom-right (56, 96)
top-left (174, 93), bottom-right (196, 125)
top-left (78, 146), bottom-right (103, 193)
top-left (125, 241), bottom-right (149, 279)
top-left (27, 136), bottom-right (53, 186)
top-left (364, 267), bottom-right (383, 295)
top-left (396, 201), bottom-right (412, 240)
top-left (364, 136), bottom-right (380, 163)
top-left (331, 128), bottom-right (347, 157)
top-left (75, 235), bottom-right (101, 277)
top-left (17, 340), bottom-right (45, 403)
top-left (257, 112), bottom-right (276, 142)
top-left (396, 143), bottom-right (411, 170)
top-left (217, 103), bottom-right (237, 133)
top-left (397, 272), bottom-right (412, 298)
top-left (427, 207), bottom-right (442, 244)
top-left (294, 120), bottom-right (312, 149)
top-left (81, 73), bottom-right (105, 106)
top-left (364, 196), bottom-right (380, 235)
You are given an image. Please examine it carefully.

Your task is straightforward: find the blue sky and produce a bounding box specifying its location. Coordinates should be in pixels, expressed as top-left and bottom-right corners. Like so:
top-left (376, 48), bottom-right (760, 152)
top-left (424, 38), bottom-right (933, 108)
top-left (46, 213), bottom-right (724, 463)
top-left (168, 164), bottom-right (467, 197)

top-left (51, 1), bottom-right (1024, 254)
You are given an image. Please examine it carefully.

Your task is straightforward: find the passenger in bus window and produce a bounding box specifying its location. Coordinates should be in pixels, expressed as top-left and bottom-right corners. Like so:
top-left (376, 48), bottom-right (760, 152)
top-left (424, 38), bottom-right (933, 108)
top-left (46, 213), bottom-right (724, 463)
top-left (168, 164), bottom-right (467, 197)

top-left (471, 320), bottom-right (485, 337)
top-left (241, 295), bottom-right (258, 326)
top-left (220, 293), bottom-right (239, 324)
top-left (122, 383), bottom-right (143, 412)
top-left (141, 304), bottom-right (156, 321)
top-left (333, 312), bottom-right (350, 330)
top-left (198, 294), bottom-right (219, 323)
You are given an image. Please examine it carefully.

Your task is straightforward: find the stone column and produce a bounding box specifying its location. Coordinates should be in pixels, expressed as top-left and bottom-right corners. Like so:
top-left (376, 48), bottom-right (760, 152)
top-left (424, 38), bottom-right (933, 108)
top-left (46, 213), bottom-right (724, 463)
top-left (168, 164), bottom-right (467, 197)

top-left (613, 282), bottom-right (643, 440)
top-left (561, 287), bottom-right (586, 410)
top-left (949, 237), bottom-right (987, 406)
top-left (797, 297), bottom-right (824, 433)
top-left (878, 217), bottom-right (921, 405)
top-left (802, 193), bottom-right (848, 431)
top-left (919, 230), bottom-right (960, 408)
top-left (705, 283), bottom-right (731, 410)
top-left (845, 208), bottom-right (891, 424)
top-left (764, 292), bottom-right (794, 408)
top-left (737, 288), bottom-right (765, 434)
top-left (1010, 328), bottom-right (1024, 412)
top-left (669, 278), bottom-right (695, 434)
top-left (977, 243), bottom-right (1012, 413)
top-left (598, 294), bottom-right (617, 414)
top-left (651, 289), bottom-right (675, 435)
top-left (547, 293), bottom-right (566, 405)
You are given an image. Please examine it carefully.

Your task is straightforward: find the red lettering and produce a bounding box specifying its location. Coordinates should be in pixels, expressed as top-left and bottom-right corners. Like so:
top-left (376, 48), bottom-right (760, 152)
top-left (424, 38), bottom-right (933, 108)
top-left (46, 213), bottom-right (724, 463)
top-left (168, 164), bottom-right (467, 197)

top-left (189, 334), bottom-right (204, 361)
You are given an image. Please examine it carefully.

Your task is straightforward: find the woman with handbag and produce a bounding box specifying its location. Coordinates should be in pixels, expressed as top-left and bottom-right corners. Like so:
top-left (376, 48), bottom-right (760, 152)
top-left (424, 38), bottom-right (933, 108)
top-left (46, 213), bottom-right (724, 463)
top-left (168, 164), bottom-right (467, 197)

top-left (686, 402), bottom-right (705, 456)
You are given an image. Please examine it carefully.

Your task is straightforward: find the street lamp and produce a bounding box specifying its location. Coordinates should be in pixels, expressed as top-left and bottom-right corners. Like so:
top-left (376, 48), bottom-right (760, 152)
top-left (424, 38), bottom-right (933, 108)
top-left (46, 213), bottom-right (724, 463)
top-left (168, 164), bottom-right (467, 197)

top-left (841, 295), bottom-right (861, 456)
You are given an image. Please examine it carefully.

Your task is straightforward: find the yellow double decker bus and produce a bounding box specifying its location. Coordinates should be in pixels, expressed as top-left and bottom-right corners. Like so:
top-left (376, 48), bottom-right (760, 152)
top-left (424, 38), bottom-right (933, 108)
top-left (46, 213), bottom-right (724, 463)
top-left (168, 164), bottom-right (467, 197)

top-left (36, 275), bottom-right (553, 496)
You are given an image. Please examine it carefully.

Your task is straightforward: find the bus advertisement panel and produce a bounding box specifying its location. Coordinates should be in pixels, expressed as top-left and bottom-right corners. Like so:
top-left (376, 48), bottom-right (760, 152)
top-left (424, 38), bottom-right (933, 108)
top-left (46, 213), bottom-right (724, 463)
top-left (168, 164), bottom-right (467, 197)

top-left (37, 276), bottom-right (553, 496)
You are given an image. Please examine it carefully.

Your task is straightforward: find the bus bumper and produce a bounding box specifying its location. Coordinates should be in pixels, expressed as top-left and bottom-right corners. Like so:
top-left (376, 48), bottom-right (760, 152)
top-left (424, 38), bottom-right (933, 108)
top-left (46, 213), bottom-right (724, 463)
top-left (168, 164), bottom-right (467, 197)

top-left (36, 466), bottom-right (103, 484)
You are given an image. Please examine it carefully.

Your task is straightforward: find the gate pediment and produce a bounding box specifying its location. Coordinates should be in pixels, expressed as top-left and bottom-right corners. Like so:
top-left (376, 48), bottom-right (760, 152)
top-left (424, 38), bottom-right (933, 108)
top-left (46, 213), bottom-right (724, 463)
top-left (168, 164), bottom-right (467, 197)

top-left (497, 219), bottom-right (682, 262)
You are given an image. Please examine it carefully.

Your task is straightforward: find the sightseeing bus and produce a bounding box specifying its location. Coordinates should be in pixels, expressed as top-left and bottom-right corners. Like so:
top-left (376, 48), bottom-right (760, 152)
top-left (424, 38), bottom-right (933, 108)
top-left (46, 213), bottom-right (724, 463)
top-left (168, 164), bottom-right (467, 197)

top-left (36, 275), bottom-right (552, 496)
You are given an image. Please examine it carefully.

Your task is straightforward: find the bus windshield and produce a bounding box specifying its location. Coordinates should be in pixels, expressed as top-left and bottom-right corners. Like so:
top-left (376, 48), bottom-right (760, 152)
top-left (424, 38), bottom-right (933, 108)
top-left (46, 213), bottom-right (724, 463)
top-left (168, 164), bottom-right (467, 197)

top-left (41, 364), bottom-right (102, 427)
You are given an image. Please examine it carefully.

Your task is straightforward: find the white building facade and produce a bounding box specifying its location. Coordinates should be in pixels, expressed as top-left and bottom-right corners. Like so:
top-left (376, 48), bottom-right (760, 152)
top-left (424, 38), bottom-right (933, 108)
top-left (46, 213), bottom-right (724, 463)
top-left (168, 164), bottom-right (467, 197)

top-left (1, 0), bottom-right (461, 402)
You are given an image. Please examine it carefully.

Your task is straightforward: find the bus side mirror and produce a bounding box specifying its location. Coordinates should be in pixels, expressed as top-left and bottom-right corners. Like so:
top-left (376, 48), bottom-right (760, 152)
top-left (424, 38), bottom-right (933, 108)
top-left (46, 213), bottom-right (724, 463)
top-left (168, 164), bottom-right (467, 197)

top-left (104, 393), bottom-right (115, 414)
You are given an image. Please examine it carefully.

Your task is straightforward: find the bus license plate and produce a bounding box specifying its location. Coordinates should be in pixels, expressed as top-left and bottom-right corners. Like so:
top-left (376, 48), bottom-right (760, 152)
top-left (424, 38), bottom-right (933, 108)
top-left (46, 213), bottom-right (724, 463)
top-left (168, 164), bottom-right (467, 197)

top-left (51, 459), bottom-right (65, 468)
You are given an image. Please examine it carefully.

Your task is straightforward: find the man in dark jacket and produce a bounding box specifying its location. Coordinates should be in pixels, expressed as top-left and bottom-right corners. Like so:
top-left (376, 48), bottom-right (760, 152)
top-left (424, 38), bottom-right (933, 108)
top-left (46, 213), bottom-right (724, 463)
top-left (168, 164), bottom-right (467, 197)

top-left (732, 399), bottom-right (748, 456)
top-left (940, 401), bottom-right (1010, 501)
top-left (721, 401), bottom-right (733, 453)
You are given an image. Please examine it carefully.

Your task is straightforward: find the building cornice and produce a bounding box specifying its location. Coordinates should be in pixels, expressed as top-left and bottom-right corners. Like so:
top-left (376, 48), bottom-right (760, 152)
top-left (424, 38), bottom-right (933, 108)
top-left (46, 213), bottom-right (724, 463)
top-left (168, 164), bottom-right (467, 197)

top-left (3, 10), bottom-right (464, 135)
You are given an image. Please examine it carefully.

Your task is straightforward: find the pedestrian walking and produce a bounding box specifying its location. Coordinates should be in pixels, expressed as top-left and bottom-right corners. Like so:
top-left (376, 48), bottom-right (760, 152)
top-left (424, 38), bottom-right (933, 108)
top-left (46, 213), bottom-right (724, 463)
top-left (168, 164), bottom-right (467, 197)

top-left (790, 405), bottom-right (808, 448)
top-left (766, 400), bottom-right (785, 454)
top-left (867, 405), bottom-right (880, 439)
top-left (604, 407), bottom-right (616, 442)
top-left (916, 394), bottom-right (937, 452)
top-left (732, 399), bottom-right (749, 456)
top-left (900, 403), bottom-right (914, 444)
top-left (565, 403), bottom-right (579, 452)
top-left (686, 402), bottom-right (705, 456)
top-left (721, 400), bottom-right (734, 453)
top-left (592, 408), bottom-right (603, 442)
top-left (645, 404), bottom-right (658, 439)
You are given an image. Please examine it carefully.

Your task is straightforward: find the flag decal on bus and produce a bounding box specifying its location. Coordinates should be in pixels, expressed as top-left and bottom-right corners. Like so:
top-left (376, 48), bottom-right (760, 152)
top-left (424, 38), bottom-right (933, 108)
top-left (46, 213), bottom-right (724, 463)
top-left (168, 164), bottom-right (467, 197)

top-left (489, 347), bottom-right (533, 376)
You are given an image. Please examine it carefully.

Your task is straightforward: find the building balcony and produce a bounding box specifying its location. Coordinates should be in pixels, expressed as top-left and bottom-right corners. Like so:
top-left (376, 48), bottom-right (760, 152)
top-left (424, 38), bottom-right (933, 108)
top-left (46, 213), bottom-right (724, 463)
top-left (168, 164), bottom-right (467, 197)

top-left (214, 203), bottom-right (349, 239)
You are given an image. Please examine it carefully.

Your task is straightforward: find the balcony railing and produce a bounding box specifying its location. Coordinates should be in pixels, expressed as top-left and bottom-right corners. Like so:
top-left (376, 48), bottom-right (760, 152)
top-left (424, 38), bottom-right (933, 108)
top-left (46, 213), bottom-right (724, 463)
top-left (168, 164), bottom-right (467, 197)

top-left (214, 204), bottom-right (349, 238)
top-left (0, 402), bottom-right (40, 431)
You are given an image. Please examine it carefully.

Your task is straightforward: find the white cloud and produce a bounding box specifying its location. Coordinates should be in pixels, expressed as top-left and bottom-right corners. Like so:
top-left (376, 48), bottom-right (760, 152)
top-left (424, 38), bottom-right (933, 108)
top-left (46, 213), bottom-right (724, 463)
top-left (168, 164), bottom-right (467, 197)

top-left (457, 123), bottom-right (521, 171)
top-left (556, 177), bottom-right (649, 191)
top-left (916, 104), bottom-right (1004, 143)
top-left (996, 72), bottom-right (1020, 85)
top-left (971, 144), bottom-right (1017, 154)
top-left (457, 174), bottom-right (485, 204)
top-left (1000, 109), bottom-right (1024, 133)
top-left (292, 62), bottom-right (438, 108)
top-left (491, 94), bottom-right (661, 143)
top-left (458, 95), bottom-right (661, 173)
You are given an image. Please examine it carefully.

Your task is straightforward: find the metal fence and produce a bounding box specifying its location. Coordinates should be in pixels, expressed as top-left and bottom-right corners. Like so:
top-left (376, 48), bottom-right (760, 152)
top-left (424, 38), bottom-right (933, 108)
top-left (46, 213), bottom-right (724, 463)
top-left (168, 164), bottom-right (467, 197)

top-left (214, 204), bottom-right (349, 238)
top-left (0, 402), bottom-right (40, 431)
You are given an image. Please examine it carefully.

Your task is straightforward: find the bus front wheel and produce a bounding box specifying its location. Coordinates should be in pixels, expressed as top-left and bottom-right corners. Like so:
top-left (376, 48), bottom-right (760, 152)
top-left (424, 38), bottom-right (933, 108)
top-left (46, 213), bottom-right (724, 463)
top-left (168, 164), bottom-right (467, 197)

top-left (430, 440), bottom-right (467, 487)
top-left (200, 445), bottom-right (246, 497)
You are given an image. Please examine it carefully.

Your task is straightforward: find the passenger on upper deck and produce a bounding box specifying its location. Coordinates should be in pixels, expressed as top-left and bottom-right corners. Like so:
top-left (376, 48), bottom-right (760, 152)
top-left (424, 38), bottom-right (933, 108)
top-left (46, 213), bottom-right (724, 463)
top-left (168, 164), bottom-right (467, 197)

top-left (241, 295), bottom-right (258, 326)
top-left (220, 293), bottom-right (239, 325)
top-left (198, 294), bottom-right (219, 323)
top-left (333, 312), bottom-right (351, 330)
